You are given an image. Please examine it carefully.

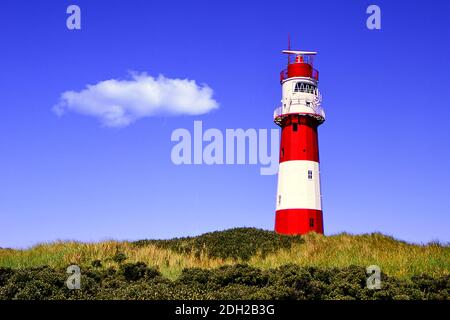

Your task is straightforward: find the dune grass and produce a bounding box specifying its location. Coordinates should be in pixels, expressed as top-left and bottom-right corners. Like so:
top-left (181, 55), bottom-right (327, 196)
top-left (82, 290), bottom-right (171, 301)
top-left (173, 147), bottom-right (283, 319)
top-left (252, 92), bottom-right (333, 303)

top-left (0, 241), bottom-right (234, 280)
top-left (250, 232), bottom-right (450, 279)
top-left (1, 229), bottom-right (448, 280)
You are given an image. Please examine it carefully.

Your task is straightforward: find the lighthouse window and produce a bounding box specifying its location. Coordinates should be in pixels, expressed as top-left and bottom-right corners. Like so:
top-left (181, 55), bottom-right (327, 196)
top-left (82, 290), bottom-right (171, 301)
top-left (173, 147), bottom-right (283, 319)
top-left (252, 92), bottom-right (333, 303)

top-left (294, 82), bottom-right (316, 93)
top-left (293, 123), bottom-right (298, 132)
top-left (308, 170), bottom-right (313, 180)
top-left (294, 82), bottom-right (304, 92)
top-left (309, 218), bottom-right (315, 228)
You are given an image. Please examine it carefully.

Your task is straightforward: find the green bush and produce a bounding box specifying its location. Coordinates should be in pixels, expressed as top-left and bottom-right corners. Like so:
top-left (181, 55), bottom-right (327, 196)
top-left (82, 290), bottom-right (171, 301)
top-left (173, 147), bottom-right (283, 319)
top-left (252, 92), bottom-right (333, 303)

top-left (209, 264), bottom-right (268, 287)
top-left (132, 227), bottom-right (304, 261)
top-left (112, 252), bottom-right (127, 264)
top-left (119, 262), bottom-right (160, 281)
top-left (91, 260), bottom-right (102, 268)
top-left (0, 263), bottom-right (448, 300)
top-left (0, 268), bottom-right (14, 287)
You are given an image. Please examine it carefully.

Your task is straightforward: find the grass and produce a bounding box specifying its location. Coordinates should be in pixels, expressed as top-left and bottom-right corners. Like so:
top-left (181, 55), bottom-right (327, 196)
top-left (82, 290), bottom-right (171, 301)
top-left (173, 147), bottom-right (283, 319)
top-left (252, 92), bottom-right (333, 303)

top-left (1, 228), bottom-right (449, 280)
top-left (251, 232), bottom-right (450, 278)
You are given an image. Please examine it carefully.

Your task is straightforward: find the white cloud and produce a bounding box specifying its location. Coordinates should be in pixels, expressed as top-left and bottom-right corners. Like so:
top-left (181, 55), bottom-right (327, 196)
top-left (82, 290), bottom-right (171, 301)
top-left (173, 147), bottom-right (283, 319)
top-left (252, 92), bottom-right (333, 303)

top-left (53, 73), bottom-right (219, 127)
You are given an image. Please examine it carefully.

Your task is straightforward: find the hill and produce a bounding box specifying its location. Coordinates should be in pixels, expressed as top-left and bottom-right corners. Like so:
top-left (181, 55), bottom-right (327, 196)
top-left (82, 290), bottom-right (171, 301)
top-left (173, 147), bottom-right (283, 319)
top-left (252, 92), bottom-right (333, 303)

top-left (0, 228), bottom-right (449, 299)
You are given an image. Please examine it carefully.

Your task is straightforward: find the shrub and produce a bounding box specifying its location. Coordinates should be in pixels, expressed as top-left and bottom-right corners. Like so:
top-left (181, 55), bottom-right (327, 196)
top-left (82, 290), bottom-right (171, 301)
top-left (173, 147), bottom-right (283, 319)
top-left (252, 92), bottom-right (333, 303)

top-left (132, 227), bottom-right (304, 261)
top-left (209, 264), bottom-right (268, 287)
top-left (112, 252), bottom-right (127, 264)
top-left (119, 262), bottom-right (160, 282)
top-left (91, 260), bottom-right (102, 268)
top-left (177, 268), bottom-right (211, 286)
top-left (0, 268), bottom-right (13, 287)
top-left (0, 263), bottom-right (448, 300)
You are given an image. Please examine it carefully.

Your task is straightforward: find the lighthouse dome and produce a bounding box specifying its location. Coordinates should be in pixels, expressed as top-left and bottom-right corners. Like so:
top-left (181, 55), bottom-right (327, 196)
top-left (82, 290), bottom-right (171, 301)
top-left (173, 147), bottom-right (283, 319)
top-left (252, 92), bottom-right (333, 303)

top-left (275, 52), bottom-right (325, 125)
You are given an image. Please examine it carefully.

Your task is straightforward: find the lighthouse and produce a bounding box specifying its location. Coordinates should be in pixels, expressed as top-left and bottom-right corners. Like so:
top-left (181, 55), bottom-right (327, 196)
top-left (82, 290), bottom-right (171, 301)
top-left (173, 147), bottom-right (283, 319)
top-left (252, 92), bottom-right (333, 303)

top-left (274, 48), bottom-right (325, 235)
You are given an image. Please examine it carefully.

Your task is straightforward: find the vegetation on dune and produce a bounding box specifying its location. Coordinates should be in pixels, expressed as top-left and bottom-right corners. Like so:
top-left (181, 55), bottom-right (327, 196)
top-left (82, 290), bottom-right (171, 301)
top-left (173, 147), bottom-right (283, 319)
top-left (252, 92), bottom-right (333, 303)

top-left (0, 228), bottom-right (449, 299)
top-left (131, 227), bottom-right (304, 261)
top-left (0, 263), bottom-right (449, 300)
top-left (1, 228), bottom-right (448, 280)
top-left (251, 232), bottom-right (450, 279)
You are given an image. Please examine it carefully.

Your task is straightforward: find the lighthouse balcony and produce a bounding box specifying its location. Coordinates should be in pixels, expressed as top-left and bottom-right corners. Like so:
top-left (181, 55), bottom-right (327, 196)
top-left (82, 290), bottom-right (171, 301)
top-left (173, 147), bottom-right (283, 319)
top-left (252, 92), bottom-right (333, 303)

top-left (274, 99), bottom-right (325, 125)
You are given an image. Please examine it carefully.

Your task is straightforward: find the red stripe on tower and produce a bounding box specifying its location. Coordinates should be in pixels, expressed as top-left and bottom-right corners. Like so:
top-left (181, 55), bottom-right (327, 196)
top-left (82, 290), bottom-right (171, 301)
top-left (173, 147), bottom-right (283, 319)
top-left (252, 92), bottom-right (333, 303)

top-left (279, 116), bottom-right (319, 163)
top-left (275, 209), bottom-right (323, 235)
top-left (274, 47), bottom-right (325, 235)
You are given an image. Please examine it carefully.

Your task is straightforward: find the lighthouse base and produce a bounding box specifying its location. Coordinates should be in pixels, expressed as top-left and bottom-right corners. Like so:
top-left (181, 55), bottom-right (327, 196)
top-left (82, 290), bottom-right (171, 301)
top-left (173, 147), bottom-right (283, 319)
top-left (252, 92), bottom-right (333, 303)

top-left (275, 209), bottom-right (323, 235)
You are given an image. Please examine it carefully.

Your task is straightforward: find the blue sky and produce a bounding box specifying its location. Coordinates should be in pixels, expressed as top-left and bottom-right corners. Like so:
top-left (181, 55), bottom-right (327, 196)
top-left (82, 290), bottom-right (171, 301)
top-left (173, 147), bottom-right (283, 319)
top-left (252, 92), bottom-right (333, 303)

top-left (0, 0), bottom-right (449, 248)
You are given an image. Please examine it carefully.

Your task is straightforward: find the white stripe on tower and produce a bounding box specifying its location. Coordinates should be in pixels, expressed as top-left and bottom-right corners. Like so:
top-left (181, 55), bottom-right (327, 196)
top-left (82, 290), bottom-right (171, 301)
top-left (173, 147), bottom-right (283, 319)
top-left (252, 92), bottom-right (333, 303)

top-left (276, 160), bottom-right (322, 211)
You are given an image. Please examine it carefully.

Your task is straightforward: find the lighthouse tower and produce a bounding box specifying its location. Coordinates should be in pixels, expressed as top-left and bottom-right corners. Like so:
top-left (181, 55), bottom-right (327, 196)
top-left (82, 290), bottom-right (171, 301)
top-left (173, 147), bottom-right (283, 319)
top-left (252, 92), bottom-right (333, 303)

top-left (274, 48), bottom-right (325, 235)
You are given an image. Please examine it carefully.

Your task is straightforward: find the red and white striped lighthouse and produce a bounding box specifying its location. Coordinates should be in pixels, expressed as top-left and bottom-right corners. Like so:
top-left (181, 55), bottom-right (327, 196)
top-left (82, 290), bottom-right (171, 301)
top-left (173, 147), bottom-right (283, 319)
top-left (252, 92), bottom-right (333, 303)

top-left (274, 47), bottom-right (325, 235)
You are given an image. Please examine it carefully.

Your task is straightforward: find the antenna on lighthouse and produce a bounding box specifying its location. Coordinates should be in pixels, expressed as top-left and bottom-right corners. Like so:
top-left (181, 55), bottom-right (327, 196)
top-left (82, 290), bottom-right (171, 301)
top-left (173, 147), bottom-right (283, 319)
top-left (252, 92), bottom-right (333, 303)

top-left (287, 34), bottom-right (291, 65)
top-left (282, 50), bottom-right (317, 55)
